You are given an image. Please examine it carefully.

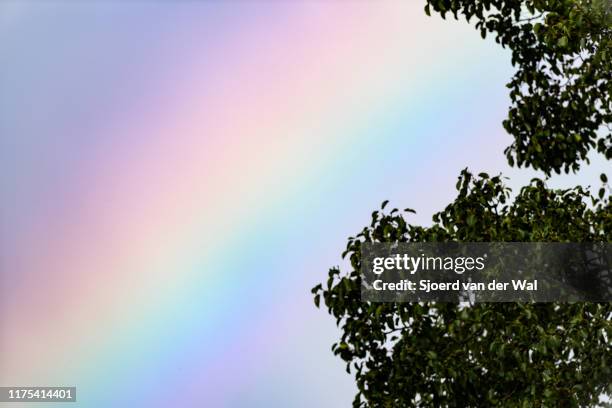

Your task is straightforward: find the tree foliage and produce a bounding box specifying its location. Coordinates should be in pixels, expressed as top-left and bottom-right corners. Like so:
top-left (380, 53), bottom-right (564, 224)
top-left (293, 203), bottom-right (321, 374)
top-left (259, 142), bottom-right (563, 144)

top-left (425, 0), bottom-right (611, 174)
top-left (312, 1), bottom-right (612, 406)
top-left (313, 172), bottom-right (611, 406)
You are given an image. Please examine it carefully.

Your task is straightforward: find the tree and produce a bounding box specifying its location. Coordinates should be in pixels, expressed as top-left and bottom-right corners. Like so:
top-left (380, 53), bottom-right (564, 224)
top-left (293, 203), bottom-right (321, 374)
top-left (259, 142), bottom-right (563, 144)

top-left (313, 172), bottom-right (611, 406)
top-left (424, 0), bottom-right (611, 174)
top-left (312, 1), bottom-right (611, 406)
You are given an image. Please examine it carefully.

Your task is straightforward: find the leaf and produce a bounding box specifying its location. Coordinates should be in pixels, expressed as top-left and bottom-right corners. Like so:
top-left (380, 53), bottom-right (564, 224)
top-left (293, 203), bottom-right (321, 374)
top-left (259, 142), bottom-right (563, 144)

top-left (533, 22), bottom-right (542, 35)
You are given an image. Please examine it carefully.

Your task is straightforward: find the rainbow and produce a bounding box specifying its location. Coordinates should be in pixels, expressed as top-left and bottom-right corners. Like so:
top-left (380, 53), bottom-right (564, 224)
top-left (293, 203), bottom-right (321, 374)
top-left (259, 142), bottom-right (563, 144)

top-left (0, 1), bottom-right (576, 406)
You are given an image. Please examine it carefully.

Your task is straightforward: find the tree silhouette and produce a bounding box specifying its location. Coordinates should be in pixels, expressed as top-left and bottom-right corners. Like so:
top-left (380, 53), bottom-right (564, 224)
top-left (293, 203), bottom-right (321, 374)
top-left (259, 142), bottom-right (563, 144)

top-left (313, 1), bottom-right (611, 406)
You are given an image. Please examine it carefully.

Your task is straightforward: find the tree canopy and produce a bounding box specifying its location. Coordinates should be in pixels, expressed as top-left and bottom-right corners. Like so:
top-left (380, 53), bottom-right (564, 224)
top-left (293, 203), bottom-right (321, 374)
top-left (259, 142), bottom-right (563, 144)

top-left (425, 0), bottom-right (611, 174)
top-left (313, 172), bottom-right (611, 406)
top-left (312, 1), bottom-right (611, 406)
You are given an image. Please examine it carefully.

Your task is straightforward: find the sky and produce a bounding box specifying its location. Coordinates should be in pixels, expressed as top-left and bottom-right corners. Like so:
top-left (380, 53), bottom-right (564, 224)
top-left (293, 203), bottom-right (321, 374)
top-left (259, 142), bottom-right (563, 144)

top-left (0, 2), bottom-right (608, 407)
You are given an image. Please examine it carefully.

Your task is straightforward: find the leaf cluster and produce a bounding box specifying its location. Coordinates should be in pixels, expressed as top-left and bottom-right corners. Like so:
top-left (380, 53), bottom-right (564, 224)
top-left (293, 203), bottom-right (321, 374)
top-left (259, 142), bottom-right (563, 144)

top-left (313, 171), bottom-right (611, 407)
top-left (425, 0), bottom-right (611, 174)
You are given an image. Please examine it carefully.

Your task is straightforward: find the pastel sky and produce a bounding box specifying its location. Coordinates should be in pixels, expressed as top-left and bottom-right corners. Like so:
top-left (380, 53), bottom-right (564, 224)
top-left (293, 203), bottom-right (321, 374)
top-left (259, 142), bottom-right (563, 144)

top-left (0, 2), bottom-right (607, 407)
